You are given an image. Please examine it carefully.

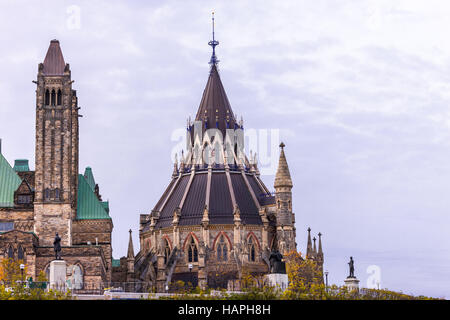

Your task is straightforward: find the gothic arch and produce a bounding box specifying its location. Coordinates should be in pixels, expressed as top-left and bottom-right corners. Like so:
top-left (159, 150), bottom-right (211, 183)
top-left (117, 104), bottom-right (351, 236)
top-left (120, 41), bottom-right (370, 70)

top-left (17, 245), bottom-right (25, 261)
top-left (45, 89), bottom-right (50, 105)
top-left (246, 232), bottom-right (261, 250)
top-left (161, 235), bottom-right (173, 251)
top-left (183, 232), bottom-right (198, 262)
top-left (182, 232), bottom-right (199, 251)
top-left (57, 89), bottom-right (62, 105)
top-left (212, 231), bottom-right (232, 250)
top-left (51, 89), bottom-right (56, 106)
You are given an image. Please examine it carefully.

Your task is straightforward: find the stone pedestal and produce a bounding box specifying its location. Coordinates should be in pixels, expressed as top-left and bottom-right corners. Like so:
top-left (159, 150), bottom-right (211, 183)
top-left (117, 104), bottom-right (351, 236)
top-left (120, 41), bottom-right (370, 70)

top-left (344, 277), bottom-right (360, 292)
top-left (264, 273), bottom-right (289, 291)
top-left (49, 260), bottom-right (67, 292)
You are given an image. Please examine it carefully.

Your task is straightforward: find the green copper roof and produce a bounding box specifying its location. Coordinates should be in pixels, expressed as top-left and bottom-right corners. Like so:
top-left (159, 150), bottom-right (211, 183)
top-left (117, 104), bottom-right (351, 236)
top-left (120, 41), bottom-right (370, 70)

top-left (13, 159), bottom-right (30, 172)
top-left (101, 201), bottom-right (110, 213)
top-left (84, 167), bottom-right (96, 191)
top-left (112, 259), bottom-right (121, 268)
top-left (0, 153), bottom-right (22, 207)
top-left (76, 173), bottom-right (111, 220)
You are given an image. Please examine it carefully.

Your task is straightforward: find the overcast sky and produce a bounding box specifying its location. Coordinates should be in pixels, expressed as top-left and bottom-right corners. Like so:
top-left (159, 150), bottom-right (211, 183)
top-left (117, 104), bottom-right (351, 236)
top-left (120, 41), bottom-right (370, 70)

top-left (0, 0), bottom-right (449, 298)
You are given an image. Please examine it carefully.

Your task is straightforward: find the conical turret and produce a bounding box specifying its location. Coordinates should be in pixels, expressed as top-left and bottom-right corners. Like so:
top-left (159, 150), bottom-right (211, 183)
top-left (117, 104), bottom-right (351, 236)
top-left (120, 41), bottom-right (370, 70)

top-left (274, 142), bottom-right (293, 189)
top-left (127, 229), bottom-right (135, 280)
top-left (306, 227), bottom-right (313, 258)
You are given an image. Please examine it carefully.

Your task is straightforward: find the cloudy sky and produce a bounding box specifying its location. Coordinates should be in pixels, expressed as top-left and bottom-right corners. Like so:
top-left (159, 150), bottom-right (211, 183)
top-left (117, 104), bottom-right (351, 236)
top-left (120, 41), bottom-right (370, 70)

top-left (1, 0), bottom-right (449, 298)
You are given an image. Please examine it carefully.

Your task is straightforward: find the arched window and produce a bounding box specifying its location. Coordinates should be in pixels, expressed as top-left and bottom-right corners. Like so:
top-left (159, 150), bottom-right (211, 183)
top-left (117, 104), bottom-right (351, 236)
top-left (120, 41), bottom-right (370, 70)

top-left (44, 188), bottom-right (50, 200)
top-left (18, 246), bottom-right (24, 261)
top-left (187, 236), bottom-right (198, 263)
top-left (55, 188), bottom-right (60, 200)
top-left (248, 237), bottom-right (256, 262)
top-left (57, 89), bottom-right (62, 105)
top-left (45, 89), bottom-right (50, 105)
top-left (51, 89), bottom-right (56, 106)
top-left (7, 246), bottom-right (14, 259)
top-left (163, 239), bottom-right (171, 265)
top-left (216, 235), bottom-right (228, 261)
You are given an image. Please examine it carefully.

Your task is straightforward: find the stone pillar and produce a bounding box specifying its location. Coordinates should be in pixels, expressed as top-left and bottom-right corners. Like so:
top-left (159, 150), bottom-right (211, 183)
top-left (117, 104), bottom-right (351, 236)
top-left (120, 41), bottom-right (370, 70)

top-left (156, 253), bottom-right (166, 293)
top-left (344, 277), bottom-right (360, 292)
top-left (49, 260), bottom-right (67, 292)
top-left (264, 273), bottom-right (289, 292)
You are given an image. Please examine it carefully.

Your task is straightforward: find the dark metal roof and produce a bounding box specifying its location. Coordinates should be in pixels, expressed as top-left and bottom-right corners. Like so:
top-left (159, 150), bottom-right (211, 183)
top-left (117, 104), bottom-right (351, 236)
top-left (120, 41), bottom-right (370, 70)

top-left (179, 173), bottom-right (207, 226)
top-left (230, 173), bottom-right (261, 225)
top-left (157, 175), bottom-right (190, 228)
top-left (152, 170), bottom-right (269, 229)
top-left (42, 40), bottom-right (66, 76)
top-left (194, 64), bottom-right (236, 137)
top-left (209, 173), bottom-right (233, 224)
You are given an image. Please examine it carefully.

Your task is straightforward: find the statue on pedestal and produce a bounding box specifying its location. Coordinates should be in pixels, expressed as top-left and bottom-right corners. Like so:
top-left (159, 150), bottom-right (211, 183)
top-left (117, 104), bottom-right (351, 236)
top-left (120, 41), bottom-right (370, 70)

top-left (348, 256), bottom-right (355, 278)
top-left (53, 233), bottom-right (62, 260)
top-left (269, 250), bottom-right (286, 274)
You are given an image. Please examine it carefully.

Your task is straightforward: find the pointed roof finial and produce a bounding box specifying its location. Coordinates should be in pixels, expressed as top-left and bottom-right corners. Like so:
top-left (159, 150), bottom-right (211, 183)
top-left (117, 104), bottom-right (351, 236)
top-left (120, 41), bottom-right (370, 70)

top-left (318, 232), bottom-right (323, 256)
top-left (306, 227), bottom-right (313, 258)
top-left (208, 11), bottom-right (219, 65)
top-left (127, 229), bottom-right (134, 259)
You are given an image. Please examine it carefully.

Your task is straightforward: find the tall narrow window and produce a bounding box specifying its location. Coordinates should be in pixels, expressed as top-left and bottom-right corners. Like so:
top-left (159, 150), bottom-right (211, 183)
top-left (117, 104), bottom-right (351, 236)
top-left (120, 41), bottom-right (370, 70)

top-left (7, 246), bottom-right (13, 259)
top-left (18, 246), bottom-right (24, 261)
top-left (55, 188), bottom-right (60, 200)
top-left (248, 237), bottom-right (256, 262)
top-left (57, 89), bottom-right (62, 105)
top-left (44, 188), bottom-right (50, 200)
top-left (216, 235), bottom-right (228, 261)
top-left (187, 236), bottom-right (198, 263)
top-left (164, 239), bottom-right (171, 265)
top-left (45, 89), bottom-right (50, 105)
top-left (51, 89), bottom-right (56, 106)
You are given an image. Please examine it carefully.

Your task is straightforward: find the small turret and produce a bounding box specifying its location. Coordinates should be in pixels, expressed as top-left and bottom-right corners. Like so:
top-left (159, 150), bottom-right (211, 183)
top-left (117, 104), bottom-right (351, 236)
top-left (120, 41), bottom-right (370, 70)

top-left (306, 227), bottom-right (313, 258)
top-left (274, 142), bottom-right (293, 189)
top-left (127, 229), bottom-right (135, 281)
top-left (172, 153), bottom-right (179, 178)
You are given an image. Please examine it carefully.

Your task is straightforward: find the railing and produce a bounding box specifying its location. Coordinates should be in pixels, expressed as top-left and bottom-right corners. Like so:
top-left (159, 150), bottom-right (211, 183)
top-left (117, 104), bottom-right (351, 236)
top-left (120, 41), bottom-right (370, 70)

top-left (8, 281), bottom-right (156, 295)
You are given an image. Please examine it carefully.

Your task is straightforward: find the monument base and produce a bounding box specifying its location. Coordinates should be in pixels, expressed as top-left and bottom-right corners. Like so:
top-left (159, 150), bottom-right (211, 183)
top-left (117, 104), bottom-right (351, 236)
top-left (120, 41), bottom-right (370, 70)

top-left (49, 259), bottom-right (67, 292)
top-left (264, 273), bottom-right (289, 291)
top-left (344, 277), bottom-right (360, 292)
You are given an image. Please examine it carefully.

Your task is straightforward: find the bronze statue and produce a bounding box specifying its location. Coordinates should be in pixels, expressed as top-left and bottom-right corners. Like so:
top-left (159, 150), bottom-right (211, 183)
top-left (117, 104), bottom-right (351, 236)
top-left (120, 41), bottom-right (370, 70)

top-left (53, 233), bottom-right (62, 260)
top-left (269, 250), bottom-right (286, 274)
top-left (348, 256), bottom-right (355, 278)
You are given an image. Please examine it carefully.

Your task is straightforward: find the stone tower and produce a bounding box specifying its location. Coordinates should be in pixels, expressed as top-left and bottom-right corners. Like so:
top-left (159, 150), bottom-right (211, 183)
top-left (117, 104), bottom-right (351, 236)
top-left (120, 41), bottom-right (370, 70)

top-left (34, 40), bottom-right (79, 246)
top-left (274, 142), bottom-right (296, 255)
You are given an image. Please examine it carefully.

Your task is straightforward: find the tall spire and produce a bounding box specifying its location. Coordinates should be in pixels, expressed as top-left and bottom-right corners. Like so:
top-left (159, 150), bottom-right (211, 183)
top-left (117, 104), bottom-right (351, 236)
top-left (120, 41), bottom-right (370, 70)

top-left (127, 229), bottom-right (134, 259)
top-left (318, 232), bottom-right (323, 257)
top-left (306, 227), bottom-right (313, 258)
top-left (208, 11), bottom-right (219, 66)
top-left (274, 142), bottom-right (293, 189)
top-left (313, 237), bottom-right (317, 254)
top-left (42, 40), bottom-right (66, 75)
top-left (193, 15), bottom-right (236, 138)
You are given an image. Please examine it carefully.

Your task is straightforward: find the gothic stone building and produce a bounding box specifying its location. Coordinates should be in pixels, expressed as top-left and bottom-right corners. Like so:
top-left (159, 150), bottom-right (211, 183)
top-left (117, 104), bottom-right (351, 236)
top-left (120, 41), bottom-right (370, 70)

top-left (0, 40), bottom-right (113, 286)
top-left (120, 34), bottom-right (325, 291)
